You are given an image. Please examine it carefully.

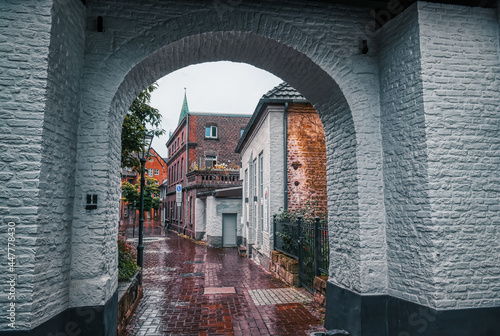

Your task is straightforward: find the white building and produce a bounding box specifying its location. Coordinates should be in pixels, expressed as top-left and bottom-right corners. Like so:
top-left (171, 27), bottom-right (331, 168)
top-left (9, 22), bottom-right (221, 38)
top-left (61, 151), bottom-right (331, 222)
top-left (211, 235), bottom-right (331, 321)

top-left (236, 82), bottom-right (314, 269)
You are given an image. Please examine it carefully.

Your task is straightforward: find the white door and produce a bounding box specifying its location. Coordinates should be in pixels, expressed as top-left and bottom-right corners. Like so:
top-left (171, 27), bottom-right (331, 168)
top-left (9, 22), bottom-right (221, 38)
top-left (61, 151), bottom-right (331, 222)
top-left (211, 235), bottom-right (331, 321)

top-left (222, 213), bottom-right (237, 247)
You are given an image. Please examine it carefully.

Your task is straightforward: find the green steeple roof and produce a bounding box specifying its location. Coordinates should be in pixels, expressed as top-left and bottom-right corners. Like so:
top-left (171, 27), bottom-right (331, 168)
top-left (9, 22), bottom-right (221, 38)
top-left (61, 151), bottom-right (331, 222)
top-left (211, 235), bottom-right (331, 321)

top-left (178, 89), bottom-right (189, 124)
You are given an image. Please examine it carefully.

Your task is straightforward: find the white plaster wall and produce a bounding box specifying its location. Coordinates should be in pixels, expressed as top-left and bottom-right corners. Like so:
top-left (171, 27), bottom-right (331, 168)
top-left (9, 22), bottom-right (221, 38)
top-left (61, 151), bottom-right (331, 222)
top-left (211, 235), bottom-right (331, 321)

top-left (205, 196), bottom-right (218, 238)
top-left (205, 197), bottom-right (242, 243)
top-left (195, 197), bottom-right (206, 240)
top-left (240, 105), bottom-right (285, 259)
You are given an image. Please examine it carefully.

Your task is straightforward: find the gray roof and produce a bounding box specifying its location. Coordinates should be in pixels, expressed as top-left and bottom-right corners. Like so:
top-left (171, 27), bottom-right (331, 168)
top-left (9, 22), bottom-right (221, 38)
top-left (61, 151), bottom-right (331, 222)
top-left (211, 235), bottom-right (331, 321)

top-left (235, 82), bottom-right (308, 153)
top-left (262, 82), bottom-right (305, 101)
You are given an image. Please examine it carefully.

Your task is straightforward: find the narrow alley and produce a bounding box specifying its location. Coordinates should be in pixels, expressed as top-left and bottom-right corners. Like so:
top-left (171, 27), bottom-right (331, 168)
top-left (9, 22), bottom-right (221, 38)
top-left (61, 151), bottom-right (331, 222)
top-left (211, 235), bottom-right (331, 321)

top-left (121, 222), bottom-right (326, 336)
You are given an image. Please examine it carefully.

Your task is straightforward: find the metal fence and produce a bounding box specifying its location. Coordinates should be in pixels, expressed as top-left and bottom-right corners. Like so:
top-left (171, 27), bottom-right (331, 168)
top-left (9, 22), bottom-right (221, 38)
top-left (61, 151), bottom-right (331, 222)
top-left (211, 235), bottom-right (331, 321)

top-left (273, 215), bottom-right (329, 291)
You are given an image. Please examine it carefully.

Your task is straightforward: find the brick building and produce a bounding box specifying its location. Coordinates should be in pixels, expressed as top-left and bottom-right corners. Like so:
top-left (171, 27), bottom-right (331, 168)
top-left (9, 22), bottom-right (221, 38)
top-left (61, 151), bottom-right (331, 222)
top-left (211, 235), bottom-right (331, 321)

top-left (165, 93), bottom-right (250, 240)
top-left (236, 82), bottom-right (326, 269)
top-left (120, 147), bottom-right (167, 222)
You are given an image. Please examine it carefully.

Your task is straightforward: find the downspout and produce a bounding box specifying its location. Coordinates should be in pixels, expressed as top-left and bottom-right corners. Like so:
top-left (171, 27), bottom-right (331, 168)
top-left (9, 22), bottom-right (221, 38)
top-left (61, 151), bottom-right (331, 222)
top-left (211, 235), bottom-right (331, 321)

top-left (185, 113), bottom-right (189, 235)
top-left (283, 102), bottom-right (289, 210)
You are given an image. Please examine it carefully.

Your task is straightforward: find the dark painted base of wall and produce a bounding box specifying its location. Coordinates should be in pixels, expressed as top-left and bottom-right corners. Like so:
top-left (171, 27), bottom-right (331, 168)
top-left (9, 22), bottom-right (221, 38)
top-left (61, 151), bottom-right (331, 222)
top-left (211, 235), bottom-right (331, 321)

top-left (195, 231), bottom-right (205, 241)
top-left (251, 246), bottom-right (270, 271)
top-left (2, 290), bottom-right (118, 336)
top-left (207, 235), bottom-right (222, 247)
top-left (206, 235), bottom-right (243, 248)
top-left (325, 282), bottom-right (500, 336)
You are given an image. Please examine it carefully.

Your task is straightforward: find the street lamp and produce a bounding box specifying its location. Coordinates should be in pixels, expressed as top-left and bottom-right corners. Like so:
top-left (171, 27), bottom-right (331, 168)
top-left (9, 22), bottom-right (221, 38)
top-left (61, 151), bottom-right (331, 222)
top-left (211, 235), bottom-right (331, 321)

top-left (137, 130), bottom-right (154, 282)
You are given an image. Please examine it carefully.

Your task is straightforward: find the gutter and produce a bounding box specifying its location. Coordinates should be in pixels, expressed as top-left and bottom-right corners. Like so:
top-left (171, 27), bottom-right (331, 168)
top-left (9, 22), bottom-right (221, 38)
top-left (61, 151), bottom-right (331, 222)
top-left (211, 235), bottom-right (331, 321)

top-left (186, 113), bottom-right (189, 175)
top-left (283, 102), bottom-right (288, 210)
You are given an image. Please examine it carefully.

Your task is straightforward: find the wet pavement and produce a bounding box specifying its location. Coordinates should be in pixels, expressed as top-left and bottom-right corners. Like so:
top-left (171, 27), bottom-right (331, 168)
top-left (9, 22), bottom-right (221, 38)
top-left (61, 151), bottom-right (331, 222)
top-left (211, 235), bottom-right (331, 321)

top-left (120, 221), bottom-right (326, 336)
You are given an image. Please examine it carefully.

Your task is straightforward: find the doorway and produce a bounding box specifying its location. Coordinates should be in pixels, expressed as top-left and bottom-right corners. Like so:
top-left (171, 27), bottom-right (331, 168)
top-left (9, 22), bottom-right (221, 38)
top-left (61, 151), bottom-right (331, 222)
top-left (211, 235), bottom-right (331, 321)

top-left (222, 213), bottom-right (237, 247)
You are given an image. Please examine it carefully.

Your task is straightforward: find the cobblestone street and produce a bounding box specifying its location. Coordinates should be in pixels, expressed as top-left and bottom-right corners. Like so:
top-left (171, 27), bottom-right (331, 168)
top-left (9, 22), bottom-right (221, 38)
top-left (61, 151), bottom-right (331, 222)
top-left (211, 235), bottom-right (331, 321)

top-left (121, 222), bottom-right (326, 336)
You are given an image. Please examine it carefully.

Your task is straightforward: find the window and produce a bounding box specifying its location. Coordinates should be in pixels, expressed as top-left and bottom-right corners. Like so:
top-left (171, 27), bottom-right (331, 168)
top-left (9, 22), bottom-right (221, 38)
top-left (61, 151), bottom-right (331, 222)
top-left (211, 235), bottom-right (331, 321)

top-left (205, 125), bottom-right (218, 139)
top-left (259, 153), bottom-right (264, 236)
top-left (244, 168), bottom-right (248, 221)
top-left (149, 168), bottom-right (154, 176)
top-left (205, 155), bottom-right (217, 169)
top-left (155, 169), bottom-right (159, 175)
top-left (252, 158), bottom-right (258, 243)
top-left (244, 169), bottom-right (248, 197)
top-left (149, 157), bottom-right (154, 162)
top-left (240, 129), bottom-right (245, 137)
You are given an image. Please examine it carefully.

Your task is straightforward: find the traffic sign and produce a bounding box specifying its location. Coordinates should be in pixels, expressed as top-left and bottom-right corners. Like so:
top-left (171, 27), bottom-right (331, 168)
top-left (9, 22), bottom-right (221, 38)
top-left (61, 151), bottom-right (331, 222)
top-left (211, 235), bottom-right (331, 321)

top-left (176, 184), bottom-right (182, 204)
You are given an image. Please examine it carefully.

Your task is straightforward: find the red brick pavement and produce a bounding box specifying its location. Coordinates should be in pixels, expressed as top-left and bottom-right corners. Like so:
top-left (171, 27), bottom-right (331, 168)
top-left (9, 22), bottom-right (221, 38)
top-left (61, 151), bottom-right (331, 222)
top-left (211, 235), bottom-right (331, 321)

top-left (122, 228), bottom-right (326, 336)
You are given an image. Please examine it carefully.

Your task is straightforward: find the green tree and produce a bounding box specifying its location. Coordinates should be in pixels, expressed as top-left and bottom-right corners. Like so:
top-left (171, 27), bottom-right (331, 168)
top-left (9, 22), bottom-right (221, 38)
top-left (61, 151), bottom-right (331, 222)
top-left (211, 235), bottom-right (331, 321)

top-left (143, 177), bottom-right (160, 212)
top-left (121, 182), bottom-right (139, 205)
top-left (121, 83), bottom-right (165, 169)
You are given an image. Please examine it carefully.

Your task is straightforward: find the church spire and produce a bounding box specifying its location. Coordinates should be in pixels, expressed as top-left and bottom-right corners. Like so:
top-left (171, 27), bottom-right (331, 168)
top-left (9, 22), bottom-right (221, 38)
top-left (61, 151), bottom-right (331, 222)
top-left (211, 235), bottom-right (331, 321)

top-left (178, 88), bottom-right (189, 124)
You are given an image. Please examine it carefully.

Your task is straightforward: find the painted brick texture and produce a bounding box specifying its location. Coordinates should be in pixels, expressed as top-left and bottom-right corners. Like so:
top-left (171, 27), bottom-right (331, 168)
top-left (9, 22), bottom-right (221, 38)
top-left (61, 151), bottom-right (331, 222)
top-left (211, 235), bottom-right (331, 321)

top-left (379, 5), bottom-right (433, 306)
top-left (380, 3), bottom-right (500, 309)
top-left (418, 3), bottom-right (500, 309)
top-left (0, 0), bottom-right (85, 330)
top-left (1, 1), bottom-right (499, 332)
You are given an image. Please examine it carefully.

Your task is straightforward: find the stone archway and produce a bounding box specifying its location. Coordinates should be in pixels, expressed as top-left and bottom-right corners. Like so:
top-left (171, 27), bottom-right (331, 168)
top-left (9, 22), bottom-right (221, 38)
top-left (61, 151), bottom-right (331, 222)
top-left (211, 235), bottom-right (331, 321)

top-left (2, 0), bottom-right (499, 335)
top-left (69, 2), bottom-right (386, 333)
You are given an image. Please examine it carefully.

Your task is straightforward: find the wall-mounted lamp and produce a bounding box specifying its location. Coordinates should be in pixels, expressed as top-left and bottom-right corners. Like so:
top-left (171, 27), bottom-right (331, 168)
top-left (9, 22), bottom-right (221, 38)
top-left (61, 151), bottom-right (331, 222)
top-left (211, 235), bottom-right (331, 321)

top-left (85, 194), bottom-right (98, 210)
top-left (97, 16), bottom-right (104, 32)
top-left (362, 40), bottom-right (369, 54)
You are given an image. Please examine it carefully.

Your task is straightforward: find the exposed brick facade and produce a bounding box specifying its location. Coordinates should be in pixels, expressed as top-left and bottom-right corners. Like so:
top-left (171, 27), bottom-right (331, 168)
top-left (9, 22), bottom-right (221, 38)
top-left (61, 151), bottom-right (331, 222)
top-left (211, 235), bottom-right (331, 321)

top-left (286, 103), bottom-right (327, 215)
top-left (165, 113), bottom-right (250, 237)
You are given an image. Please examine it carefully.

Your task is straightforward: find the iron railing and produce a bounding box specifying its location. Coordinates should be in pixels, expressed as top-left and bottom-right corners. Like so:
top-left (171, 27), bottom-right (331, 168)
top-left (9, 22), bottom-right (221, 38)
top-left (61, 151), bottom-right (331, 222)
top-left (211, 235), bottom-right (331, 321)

top-left (273, 215), bottom-right (329, 291)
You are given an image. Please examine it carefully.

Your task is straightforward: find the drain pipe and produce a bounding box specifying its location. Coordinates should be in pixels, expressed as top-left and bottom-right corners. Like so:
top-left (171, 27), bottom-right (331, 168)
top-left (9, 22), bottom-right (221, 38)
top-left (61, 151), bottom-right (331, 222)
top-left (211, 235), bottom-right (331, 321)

top-left (283, 102), bottom-right (289, 211)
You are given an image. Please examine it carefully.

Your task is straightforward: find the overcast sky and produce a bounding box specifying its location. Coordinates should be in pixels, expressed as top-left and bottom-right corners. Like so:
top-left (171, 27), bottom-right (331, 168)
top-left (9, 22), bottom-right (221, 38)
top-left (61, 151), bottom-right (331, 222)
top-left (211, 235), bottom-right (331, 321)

top-left (149, 61), bottom-right (283, 158)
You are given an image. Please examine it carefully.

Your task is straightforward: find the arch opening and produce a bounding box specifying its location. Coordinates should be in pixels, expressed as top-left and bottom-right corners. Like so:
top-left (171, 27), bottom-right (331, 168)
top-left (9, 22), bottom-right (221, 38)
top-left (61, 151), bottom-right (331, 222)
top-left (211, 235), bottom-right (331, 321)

top-left (107, 31), bottom-right (362, 293)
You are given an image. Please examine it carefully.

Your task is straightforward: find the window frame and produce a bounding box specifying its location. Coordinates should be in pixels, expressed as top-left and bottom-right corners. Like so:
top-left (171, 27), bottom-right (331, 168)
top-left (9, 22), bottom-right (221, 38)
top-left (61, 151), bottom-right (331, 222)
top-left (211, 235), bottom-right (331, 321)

top-left (205, 125), bottom-right (218, 139)
top-left (205, 155), bottom-right (217, 169)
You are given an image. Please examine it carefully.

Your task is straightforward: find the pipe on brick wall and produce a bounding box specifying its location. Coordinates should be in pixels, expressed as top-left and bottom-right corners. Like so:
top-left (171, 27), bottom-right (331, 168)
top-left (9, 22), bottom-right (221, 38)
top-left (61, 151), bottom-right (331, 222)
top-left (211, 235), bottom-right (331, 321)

top-left (283, 102), bottom-right (289, 210)
top-left (186, 113), bottom-right (190, 229)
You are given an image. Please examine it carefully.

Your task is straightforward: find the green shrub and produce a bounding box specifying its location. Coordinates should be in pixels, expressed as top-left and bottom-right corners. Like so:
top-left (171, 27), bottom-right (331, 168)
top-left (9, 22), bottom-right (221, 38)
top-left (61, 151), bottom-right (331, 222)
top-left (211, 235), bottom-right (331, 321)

top-left (118, 234), bottom-right (139, 281)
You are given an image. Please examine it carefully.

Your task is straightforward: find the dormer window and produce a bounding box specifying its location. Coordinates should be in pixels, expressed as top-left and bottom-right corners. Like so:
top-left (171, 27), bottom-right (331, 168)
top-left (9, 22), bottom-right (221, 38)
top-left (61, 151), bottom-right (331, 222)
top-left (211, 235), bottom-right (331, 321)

top-left (205, 125), bottom-right (218, 139)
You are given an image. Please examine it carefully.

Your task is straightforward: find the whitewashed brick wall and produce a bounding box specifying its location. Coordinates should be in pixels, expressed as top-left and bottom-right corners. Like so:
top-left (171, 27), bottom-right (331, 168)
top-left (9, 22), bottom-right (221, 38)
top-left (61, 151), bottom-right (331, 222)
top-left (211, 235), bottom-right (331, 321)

top-left (418, 3), bottom-right (500, 309)
top-left (1, 1), bottom-right (499, 331)
top-left (379, 4), bottom-right (432, 306)
top-left (0, 0), bottom-right (85, 330)
top-left (380, 3), bottom-right (500, 309)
